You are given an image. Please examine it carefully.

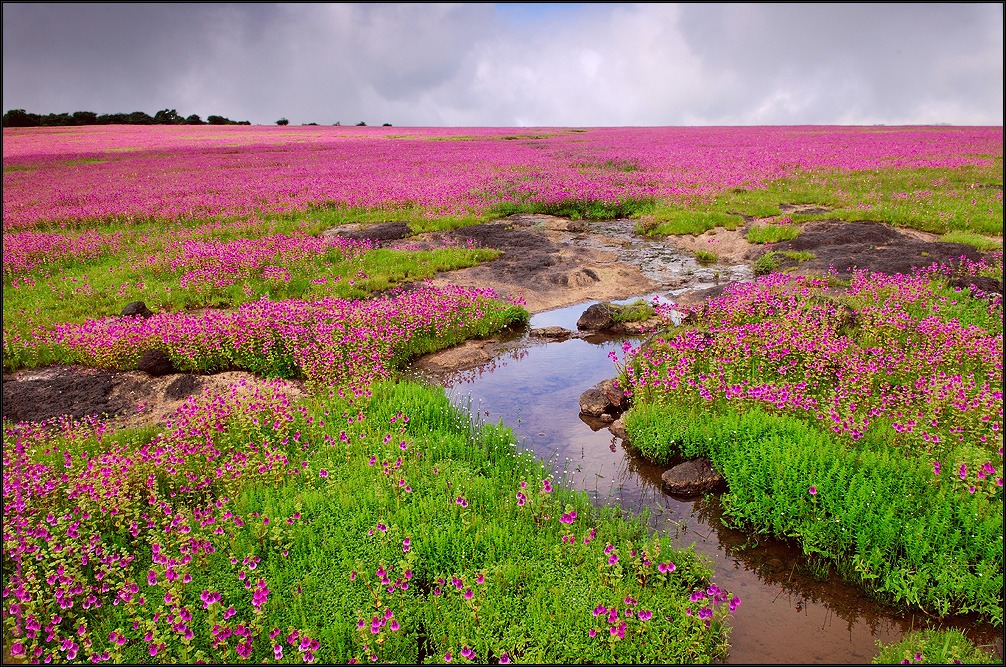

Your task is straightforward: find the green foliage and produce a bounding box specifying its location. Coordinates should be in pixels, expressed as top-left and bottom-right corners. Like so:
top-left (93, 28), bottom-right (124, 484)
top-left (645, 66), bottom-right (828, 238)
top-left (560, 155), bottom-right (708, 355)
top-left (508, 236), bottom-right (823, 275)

top-left (637, 210), bottom-right (745, 237)
top-left (872, 629), bottom-right (999, 664)
top-left (623, 406), bottom-right (1003, 623)
top-left (611, 299), bottom-right (656, 324)
top-left (745, 223), bottom-right (802, 244)
top-left (752, 250), bottom-right (779, 275)
top-left (694, 250), bottom-right (719, 265)
top-left (781, 250), bottom-right (816, 262)
top-left (488, 197), bottom-right (654, 222)
top-left (940, 230), bottom-right (1004, 252)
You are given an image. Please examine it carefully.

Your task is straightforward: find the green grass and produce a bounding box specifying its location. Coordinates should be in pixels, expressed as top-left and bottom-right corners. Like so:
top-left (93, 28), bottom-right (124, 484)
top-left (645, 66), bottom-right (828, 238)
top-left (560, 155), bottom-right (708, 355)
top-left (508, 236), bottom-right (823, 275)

top-left (611, 299), bottom-right (656, 323)
top-left (939, 230), bottom-right (1004, 252)
top-left (745, 223), bottom-right (802, 244)
top-left (637, 210), bottom-right (745, 236)
top-left (636, 162), bottom-right (1003, 241)
top-left (694, 250), bottom-right (719, 265)
top-left (3, 381), bottom-right (738, 664)
top-left (781, 250), bottom-right (816, 262)
top-left (752, 251), bottom-right (780, 275)
top-left (873, 629), bottom-right (1000, 664)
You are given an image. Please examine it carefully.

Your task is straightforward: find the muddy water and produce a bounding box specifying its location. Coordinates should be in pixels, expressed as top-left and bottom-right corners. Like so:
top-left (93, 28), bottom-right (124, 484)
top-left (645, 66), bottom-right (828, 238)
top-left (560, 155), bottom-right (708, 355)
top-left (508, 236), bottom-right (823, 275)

top-left (408, 301), bottom-right (1000, 664)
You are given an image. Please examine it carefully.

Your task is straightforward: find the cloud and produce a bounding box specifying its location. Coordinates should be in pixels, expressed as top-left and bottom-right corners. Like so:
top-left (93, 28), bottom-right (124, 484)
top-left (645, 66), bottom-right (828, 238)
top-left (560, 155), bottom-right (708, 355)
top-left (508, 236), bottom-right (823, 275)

top-left (3, 3), bottom-right (1002, 126)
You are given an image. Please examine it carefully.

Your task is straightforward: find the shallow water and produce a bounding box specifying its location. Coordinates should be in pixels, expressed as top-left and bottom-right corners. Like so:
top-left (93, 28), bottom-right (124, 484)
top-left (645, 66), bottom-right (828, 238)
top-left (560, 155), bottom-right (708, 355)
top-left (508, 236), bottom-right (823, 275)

top-left (408, 301), bottom-right (1000, 664)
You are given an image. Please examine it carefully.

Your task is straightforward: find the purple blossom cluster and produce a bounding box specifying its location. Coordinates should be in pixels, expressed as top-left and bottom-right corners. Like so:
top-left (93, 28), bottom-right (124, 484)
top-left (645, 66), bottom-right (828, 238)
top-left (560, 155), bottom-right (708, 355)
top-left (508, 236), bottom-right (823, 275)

top-left (621, 259), bottom-right (1003, 477)
top-left (4, 125), bottom-right (1000, 229)
top-left (37, 283), bottom-right (514, 387)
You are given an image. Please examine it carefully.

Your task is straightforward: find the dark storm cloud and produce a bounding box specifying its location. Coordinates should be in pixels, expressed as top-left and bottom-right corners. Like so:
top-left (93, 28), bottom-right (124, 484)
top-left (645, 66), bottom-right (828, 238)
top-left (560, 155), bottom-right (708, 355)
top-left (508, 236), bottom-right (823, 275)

top-left (2, 3), bottom-right (1002, 126)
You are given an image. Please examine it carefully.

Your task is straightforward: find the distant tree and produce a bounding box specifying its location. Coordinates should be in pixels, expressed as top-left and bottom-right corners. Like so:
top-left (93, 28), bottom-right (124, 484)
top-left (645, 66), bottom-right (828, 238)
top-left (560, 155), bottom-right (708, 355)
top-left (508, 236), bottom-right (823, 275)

top-left (127, 111), bottom-right (154, 125)
top-left (276, 118), bottom-right (289, 126)
top-left (40, 113), bottom-right (74, 126)
top-left (333, 121), bottom-right (341, 126)
top-left (382, 123), bottom-right (392, 127)
top-left (72, 111), bottom-right (98, 125)
top-left (303, 122), bottom-right (318, 126)
top-left (2, 109), bottom-right (40, 127)
top-left (184, 114), bottom-right (204, 125)
top-left (154, 108), bottom-right (182, 124)
top-left (356, 121), bottom-right (366, 127)
top-left (207, 115), bottom-right (228, 125)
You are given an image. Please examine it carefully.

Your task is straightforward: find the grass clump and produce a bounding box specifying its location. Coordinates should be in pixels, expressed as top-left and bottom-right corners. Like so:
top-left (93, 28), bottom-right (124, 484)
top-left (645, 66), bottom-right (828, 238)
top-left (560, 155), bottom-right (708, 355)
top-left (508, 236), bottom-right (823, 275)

top-left (872, 629), bottom-right (999, 664)
top-left (694, 250), bottom-right (719, 265)
top-left (611, 299), bottom-right (656, 324)
top-left (781, 250), bottom-right (816, 262)
top-left (939, 230), bottom-right (1004, 252)
top-left (745, 222), bottom-right (801, 244)
top-left (637, 210), bottom-right (744, 237)
top-left (752, 251), bottom-right (780, 276)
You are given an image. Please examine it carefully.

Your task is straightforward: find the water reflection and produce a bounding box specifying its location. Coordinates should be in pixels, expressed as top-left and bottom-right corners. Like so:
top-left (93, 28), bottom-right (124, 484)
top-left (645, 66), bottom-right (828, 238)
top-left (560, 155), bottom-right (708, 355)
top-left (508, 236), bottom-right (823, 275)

top-left (405, 300), bottom-right (1000, 663)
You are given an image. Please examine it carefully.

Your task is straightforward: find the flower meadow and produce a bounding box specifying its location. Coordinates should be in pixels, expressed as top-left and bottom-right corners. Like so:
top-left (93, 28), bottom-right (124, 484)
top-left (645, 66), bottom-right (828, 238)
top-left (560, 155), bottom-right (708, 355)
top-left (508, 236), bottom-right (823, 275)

top-left (2, 124), bottom-right (1003, 663)
top-left (3, 125), bottom-right (1001, 229)
top-left (2, 379), bottom-right (739, 664)
top-left (618, 256), bottom-right (1003, 623)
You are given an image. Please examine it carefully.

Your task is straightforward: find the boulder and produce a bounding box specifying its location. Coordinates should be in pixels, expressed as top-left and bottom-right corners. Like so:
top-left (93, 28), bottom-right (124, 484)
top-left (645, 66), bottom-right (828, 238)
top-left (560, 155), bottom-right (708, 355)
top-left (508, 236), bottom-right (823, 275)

top-left (660, 457), bottom-right (726, 497)
top-left (530, 326), bottom-right (576, 340)
top-left (578, 387), bottom-right (610, 417)
top-left (137, 349), bottom-right (176, 377)
top-left (576, 302), bottom-right (617, 332)
top-left (120, 301), bottom-right (154, 319)
top-left (165, 374), bottom-right (201, 400)
top-left (598, 378), bottom-right (627, 410)
top-left (608, 418), bottom-right (628, 441)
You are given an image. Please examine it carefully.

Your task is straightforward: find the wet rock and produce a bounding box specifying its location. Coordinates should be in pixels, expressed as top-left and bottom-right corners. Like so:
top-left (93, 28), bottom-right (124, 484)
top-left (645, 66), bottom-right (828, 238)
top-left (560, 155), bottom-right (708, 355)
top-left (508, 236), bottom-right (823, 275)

top-left (165, 374), bottom-right (201, 400)
top-left (660, 457), bottom-right (726, 497)
top-left (578, 412), bottom-right (608, 432)
top-left (578, 388), bottom-right (610, 417)
top-left (597, 413), bottom-right (614, 423)
top-left (137, 349), bottom-right (176, 377)
top-left (323, 222), bottom-right (410, 243)
top-left (949, 275), bottom-right (1002, 297)
top-left (530, 326), bottom-right (575, 340)
top-left (120, 301), bottom-right (154, 319)
top-left (598, 378), bottom-right (627, 411)
top-left (577, 302), bottom-right (617, 331)
top-left (608, 418), bottom-right (628, 440)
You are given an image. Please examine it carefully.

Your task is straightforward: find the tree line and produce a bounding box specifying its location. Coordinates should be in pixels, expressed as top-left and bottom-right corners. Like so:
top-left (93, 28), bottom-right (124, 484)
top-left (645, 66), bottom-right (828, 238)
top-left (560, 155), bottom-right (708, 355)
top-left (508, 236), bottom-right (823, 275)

top-left (2, 108), bottom-right (251, 127)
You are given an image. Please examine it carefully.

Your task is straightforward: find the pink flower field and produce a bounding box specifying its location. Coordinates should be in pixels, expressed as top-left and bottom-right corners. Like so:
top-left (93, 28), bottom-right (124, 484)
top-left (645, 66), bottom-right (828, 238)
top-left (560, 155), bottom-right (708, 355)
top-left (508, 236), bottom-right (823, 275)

top-left (3, 125), bottom-right (1001, 229)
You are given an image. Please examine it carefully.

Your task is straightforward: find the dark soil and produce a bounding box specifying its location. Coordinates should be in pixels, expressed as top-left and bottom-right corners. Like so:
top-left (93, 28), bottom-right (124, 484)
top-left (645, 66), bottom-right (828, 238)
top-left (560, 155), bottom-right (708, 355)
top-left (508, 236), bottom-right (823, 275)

top-left (772, 220), bottom-right (990, 277)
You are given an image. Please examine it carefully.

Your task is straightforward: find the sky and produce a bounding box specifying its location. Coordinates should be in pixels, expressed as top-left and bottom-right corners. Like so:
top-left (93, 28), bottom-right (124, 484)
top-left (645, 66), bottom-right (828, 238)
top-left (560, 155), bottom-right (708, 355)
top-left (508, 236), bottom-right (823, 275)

top-left (2, 3), bottom-right (1003, 127)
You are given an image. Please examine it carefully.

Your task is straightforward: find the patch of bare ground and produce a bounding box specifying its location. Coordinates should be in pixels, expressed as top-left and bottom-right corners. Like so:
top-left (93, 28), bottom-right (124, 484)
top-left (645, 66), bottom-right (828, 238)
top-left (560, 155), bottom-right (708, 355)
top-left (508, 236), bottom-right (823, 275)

top-left (665, 227), bottom-right (755, 265)
top-left (2, 365), bottom-right (305, 432)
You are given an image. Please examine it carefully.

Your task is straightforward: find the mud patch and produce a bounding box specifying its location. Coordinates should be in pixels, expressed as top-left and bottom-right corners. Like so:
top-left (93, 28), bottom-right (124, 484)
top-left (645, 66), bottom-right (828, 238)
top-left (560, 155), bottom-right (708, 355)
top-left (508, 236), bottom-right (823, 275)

top-left (2, 366), bottom-right (305, 431)
top-left (771, 220), bottom-right (988, 277)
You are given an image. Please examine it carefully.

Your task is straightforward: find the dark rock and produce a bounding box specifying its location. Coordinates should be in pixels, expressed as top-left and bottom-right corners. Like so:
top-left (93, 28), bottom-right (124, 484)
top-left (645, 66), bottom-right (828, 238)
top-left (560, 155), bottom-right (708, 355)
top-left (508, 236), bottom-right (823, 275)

top-left (597, 413), bottom-right (615, 423)
top-left (608, 418), bottom-right (628, 440)
top-left (578, 388), bottom-right (610, 417)
top-left (598, 378), bottom-right (627, 411)
top-left (660, 457), bottom-right (726, 497)
top-left (165, 374), bottom-right (201, 400)
top-left (137, 349), bottom-right (176, 377)
top-left (577, 302), bottom-right (617, 332)
top-left (530, 326), bottom-right (575, 340)
top-left (578, 412), bottom-right (608, 432)
top-left (949, 275), bottom-right (1003, 297)
top-left (120, 301), bottom-right (154, 319)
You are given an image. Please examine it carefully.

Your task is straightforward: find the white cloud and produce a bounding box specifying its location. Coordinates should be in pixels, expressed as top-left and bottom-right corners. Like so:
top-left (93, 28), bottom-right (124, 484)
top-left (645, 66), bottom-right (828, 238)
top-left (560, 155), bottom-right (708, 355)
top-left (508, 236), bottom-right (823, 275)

top-left (2, 3), bottom-right (1002, 126)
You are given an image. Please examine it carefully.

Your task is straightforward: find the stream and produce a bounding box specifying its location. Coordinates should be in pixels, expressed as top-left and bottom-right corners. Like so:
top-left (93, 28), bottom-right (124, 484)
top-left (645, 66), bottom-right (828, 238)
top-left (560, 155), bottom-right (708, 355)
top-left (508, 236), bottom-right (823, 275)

top-left (404, 221), bottom-right (999, 662)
